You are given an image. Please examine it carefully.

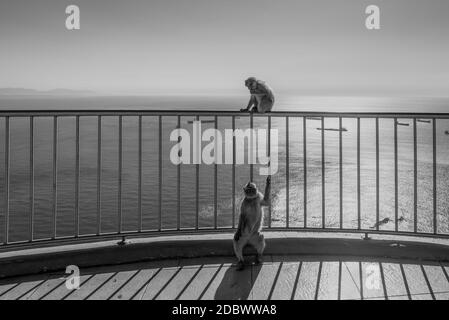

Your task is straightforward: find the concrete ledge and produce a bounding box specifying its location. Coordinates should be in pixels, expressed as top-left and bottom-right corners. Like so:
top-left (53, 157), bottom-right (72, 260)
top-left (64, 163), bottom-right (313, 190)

top-left (1, 232), bottom-right (449, 279)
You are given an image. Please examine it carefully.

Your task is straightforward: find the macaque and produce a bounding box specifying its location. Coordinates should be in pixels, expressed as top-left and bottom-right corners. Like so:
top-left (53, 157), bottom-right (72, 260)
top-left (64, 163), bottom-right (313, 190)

top-left (240, 77), bottom-right (275, 114)
top-left (233, 176), bottom-right (271, 270)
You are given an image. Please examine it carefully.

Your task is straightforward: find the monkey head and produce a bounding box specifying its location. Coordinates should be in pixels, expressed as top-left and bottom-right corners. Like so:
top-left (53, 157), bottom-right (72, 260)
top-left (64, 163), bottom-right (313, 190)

top-left (244, 77), bottom-right (258, 91)
top-left (243, 181), bottom-right (258, 199)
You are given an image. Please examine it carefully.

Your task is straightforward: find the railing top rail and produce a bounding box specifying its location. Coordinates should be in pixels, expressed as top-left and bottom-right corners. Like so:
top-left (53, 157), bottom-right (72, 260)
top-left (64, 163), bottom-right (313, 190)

top-left (1, 110), bottom-right (449, 118)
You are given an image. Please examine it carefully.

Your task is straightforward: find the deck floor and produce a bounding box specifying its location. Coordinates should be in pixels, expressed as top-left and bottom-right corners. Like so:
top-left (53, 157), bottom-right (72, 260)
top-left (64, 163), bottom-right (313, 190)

top-left (1, 255), bottom-right (449, 300)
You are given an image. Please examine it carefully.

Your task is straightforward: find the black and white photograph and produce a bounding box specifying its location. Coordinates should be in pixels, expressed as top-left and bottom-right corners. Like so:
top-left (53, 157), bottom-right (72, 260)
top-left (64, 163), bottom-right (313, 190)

top-left (1, 0), bottom-right (449, 307)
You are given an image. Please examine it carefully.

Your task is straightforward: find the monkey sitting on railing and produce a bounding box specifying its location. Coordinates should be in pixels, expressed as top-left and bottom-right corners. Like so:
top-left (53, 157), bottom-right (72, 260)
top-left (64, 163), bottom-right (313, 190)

top-left (233, 176), bottom-right (271, 271)
top-left (240, 77), bottom-right (275, 114)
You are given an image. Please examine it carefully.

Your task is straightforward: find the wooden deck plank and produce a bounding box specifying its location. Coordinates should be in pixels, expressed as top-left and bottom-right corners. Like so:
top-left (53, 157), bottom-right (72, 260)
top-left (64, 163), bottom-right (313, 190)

top-left (65, 272), bottom-right (115, 300)
top-left (110, 268), bottom-right (161, 300)
top-left (402, 264), bottom-right (433, 300)
top-left (177, 265), bottom-right (223, 300)
top-left (133, 267), bottom-right (180, 300)
top-left (42, 273), bottom-right (92, 300)
top-left (0, 283), bottom-right (20, 297)
top-left (88, 269), bottom-right (139, 300)
top-left (269, 262), bottom-right (301, 300)
top-left (422, 265), bottom-right (449, 300)
top-left (200, 264), bottom-right (252, 300)
top-left (0, 277), bottom-right (47, 300)
top-left (316, 261), bottom-right (339, 300)
top-left (360, 262), bottom-right (386, 300)
top-left (382, 263), bottom-right (409, 300)
top-left (340, 262), bottom-right (362, 300)
top-left (249, 262), bottom-right (281, 300)
top-left (20, 276), bottom-right (66, 300)
top-left (292, 261), bottom-right (320, 300)
top-left (155, 266), bottom-right (201, 300)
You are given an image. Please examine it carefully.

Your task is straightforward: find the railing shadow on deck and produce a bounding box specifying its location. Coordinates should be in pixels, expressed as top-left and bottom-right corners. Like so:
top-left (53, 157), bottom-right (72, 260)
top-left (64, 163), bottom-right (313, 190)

top-left (1, 254), bottom-right (449, 300)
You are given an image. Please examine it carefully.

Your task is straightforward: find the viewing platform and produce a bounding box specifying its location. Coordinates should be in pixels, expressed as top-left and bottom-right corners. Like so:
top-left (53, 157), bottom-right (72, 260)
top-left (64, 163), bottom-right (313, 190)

top-left (1, 232), bottom-right (449, 300)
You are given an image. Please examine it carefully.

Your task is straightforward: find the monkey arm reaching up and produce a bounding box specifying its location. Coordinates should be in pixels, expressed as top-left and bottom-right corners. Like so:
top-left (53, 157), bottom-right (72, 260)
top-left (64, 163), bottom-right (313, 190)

top-left (260, 176), bottom-right (271, 207)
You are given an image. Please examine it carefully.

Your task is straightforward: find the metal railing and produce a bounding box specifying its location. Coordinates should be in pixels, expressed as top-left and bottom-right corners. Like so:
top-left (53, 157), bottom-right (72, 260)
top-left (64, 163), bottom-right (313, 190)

top-left (1, 110), bottom-right (449, 251)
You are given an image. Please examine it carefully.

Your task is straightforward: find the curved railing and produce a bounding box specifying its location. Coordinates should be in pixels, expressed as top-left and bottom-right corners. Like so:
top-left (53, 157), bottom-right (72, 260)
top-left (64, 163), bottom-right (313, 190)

top-left (1, 110), bottom-right (449, 252)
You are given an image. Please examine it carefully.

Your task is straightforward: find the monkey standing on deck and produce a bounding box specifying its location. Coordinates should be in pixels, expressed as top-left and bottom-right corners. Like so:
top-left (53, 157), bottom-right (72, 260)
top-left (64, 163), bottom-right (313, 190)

top-left (233, 176), bottom-right (271, 271)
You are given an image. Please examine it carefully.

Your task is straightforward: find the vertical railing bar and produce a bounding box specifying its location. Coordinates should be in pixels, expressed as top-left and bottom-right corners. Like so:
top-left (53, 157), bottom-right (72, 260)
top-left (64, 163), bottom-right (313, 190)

top-left (268, 116), bottom-right (272, 228)
top-left (29, 116), bottom-right (34, 242)
top-left (321, 116), bottom-right (325, 228)
top-left (357, 117), bottom-right (361, 230)
top-left (339, 116), bottom-right (343, 229)
top-left (75, 115), bottom-right (80, 237)
top-left (250, 113), bottom-right (254, 182)
top-left (214, 116), bottom-right (218, 229)
top-left (195, 115), bottom-right (199, 230)
top-left (52, 116), bottom-right (57, 239)
top-left (413, 118), bottom-right (417, 233)
top-left (177, 116), bottom-right (181, 231)
top-left (303, 117), bottom-right (307, 228)
top-left (97, 116), bottom-right (101, 235)
top-left (232, 116), bottom-right (236, 228)
top-left (4, 117), bottom-right (10, 244)
top-left (433, 118), bottom-right (437, 234)
top-left (394, 118), bottom-right (398, 232)
top-left (376, 117), bottom-right (380, 231)
top-left (118, 115), bottom-right (122, 234)
top-left (138, 115), bottom-right (142, 232)
top-left (159, 115), bottom-right (163, 232)
top-left (286, 117), bottom-right (289, 228)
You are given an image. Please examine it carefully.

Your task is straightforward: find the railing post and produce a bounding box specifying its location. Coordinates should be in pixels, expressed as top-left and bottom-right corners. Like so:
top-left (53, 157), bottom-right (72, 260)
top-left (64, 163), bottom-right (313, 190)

top-left (394, 118), bottom-right (398, 232)
top-left (75, 115), bottom-right (80, 237)
top-left (159, 115), bottom-right (162, 231)
top-left (4, 117), bottom-right (10, 244)
top-left (177, 115), bottom-right (181, 231)
top-left (52, 116), bottom-right (58, 239)
top-left (118, 115), bottom-right (123, 233)
top-left (97, 116), bottom-right (102, 235)
top-left (357, 117), bottom-right (361, 230)
top-left (413, 118), bottom-right (417, 233)
top-left (268, 116), bottom-right (272, 228)
top-left (232, 116), bottom-right (236, 228)
top-left (195, 115), bottom-right (199, 230)
top-left (303, 116), bottom-right (307, 228)
top-left (339, 116), bottom-right (343, 229)
top-left (375, 117), bottom-right (380, 231)
top-left (250, 113), bottom-right (254, 182)
top-left (433, 118), bottom-right (437, 234)
top-left (214, 116), bottom-right (218, 229)
top-left (29, 116), bottom-right (34, 242)
top-left (138, 115), bottom-right (142, 232)
top-left (286, 117), bottom-right (289, 228)
top-left (321, 116), bottom-right (325, 228)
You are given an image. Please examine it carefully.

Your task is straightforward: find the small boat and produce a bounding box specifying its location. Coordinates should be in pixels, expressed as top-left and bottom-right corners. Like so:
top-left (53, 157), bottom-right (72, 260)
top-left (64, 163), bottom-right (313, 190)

top-left (316, 127), bottom-right (348, 132)
top-left (417, 119), bottom-right (431, 123)
top-left (187, 120), bottom-right (216, 124)
top-left (306, 117), bottom-right (322, 121)
top-left (396, 121), bottom-right (410, 126)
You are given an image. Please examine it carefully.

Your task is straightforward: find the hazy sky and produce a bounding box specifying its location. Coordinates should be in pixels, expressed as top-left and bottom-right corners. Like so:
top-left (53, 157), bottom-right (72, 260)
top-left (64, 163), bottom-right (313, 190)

top-left (1, 0), bottom-right (448, 96)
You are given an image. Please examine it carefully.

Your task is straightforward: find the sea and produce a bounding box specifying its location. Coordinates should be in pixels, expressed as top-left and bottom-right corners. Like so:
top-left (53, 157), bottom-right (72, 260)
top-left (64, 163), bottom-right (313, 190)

top-left (1, 95), bottom-right (449, 243)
